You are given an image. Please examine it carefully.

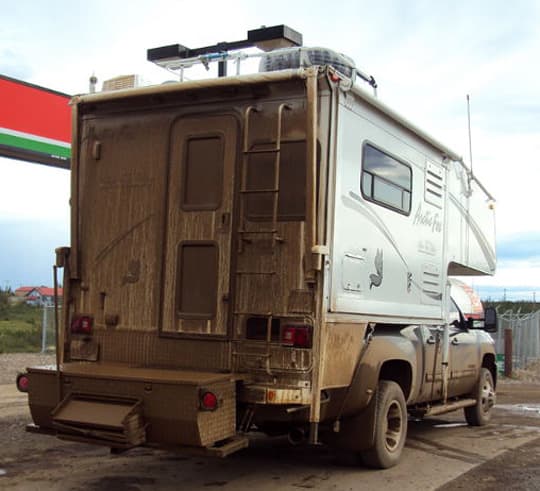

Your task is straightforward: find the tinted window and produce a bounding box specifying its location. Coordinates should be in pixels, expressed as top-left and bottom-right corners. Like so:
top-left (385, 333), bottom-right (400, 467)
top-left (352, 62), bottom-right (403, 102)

top-left (176, 243), bottom-right (218, 319)
top-left (246, 140), bottom-right (306, 221)
top-left (181, 136), bottom-right (223, 210)
top-left (361, 144), bottom-right (412, 214)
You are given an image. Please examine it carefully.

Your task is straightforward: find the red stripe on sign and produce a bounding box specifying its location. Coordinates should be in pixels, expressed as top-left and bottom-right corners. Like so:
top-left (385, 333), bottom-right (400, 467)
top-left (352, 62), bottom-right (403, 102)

top-left (0, 76), bottom-right (71, 143)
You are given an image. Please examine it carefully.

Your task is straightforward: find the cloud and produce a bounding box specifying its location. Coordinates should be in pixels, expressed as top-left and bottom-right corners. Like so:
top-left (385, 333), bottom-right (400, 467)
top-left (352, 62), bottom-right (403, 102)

top-left (497, 233), bottom-right (540, 262)
top-left (0, 219), bottom-right (69, 288)
top-left (0, 159), bottom-right (70, 222)
top-left (0, 49), bottom-right (33, 80)
top-left (473, 262), bottom-right (540, 289)
top-left (474, 285), bottom-right (539, 302)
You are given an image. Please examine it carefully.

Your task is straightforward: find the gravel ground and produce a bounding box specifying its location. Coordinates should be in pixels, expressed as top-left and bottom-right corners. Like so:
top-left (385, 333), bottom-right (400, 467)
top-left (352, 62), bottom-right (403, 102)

top-left (513, 359), bottom-right (540, 383)
top-left (0, 353), bottom-right (539, 490)
top-left (0, 353), bottom-right (56, 385)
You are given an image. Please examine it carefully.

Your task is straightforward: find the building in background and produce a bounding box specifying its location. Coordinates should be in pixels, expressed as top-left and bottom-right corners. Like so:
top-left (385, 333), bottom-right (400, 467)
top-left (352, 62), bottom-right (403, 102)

top-left (12, 286), bottom-right (63, 307)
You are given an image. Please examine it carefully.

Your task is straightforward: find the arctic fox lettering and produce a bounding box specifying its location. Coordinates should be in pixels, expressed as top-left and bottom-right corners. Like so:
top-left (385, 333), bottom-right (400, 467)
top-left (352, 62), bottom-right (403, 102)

top-left (413, 203), bottom-right (443, 233)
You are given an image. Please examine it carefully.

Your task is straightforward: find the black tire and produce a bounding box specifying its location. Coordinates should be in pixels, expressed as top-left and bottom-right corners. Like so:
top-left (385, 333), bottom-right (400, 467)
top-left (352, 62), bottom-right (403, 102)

top-left (361, 380), bottom-right (408, 469)
top-left (464, 367), bottom-right (496, 426)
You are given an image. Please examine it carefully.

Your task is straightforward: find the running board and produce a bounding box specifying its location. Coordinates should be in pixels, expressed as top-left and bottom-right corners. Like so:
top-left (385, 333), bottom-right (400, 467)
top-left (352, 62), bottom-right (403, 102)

top-left (413, 398), bottom-right (477, 418)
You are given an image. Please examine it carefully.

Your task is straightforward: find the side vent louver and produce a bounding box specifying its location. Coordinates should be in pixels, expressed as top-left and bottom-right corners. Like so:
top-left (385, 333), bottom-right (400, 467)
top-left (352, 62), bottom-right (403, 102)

top-left (422, 262), bottom-right (442, 302)
top-left (425, 161), bottom-right (445, 208)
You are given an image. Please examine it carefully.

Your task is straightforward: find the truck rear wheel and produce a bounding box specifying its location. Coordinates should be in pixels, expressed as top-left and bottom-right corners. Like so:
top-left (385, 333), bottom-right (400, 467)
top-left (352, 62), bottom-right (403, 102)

top-left (361, 380), bottom-right (407, 469)
top-left (464, 367), bottom-right (495, 426)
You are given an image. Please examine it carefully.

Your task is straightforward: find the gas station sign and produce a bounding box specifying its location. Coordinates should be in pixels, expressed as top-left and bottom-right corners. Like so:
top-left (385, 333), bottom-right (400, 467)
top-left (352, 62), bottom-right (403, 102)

top-left (0, 74), bottom-right (71, 168)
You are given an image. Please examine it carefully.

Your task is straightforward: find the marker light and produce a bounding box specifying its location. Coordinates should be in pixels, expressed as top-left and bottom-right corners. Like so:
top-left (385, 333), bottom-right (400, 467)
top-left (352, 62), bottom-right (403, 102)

top-left (71, 315), bottom-right (93, 334)
top-left (16, 373), bottom-right (29, 393)
top-left (281, 325), bottom-right (312, 348)
top-left (200, 390), bottom-right (218, 411)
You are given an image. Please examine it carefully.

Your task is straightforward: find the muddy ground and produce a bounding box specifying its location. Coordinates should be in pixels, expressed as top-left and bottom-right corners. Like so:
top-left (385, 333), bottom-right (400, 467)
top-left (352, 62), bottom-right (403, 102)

top-left (440, 382), bottom-right (540, 491)
top-left (0, 354), bottom-right (539, 490)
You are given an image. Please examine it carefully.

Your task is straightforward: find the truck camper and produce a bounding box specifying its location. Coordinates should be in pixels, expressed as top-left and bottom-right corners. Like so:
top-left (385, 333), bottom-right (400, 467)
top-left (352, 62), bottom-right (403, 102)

top-left (18, 25), bottom-right (498, 468)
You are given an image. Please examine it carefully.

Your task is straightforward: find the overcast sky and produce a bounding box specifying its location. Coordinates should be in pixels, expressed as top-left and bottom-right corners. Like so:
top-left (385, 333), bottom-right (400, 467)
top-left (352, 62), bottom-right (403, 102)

top-left (1, 0), bottom-right (539, 299)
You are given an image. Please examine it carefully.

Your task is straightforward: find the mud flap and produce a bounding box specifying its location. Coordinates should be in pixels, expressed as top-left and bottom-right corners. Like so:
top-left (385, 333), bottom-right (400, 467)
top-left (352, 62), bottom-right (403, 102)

top-left (52, 394), bottom-right (146, 448)
top-left (322, 391), bottom-right (377, 452)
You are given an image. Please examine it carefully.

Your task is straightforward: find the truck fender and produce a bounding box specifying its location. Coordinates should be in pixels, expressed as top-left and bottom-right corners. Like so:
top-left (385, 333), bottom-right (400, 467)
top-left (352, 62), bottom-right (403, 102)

top-left (339, 334), bottom-right (416, 414)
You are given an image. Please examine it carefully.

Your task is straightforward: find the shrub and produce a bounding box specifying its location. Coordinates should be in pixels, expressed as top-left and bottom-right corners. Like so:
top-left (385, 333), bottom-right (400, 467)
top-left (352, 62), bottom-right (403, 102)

top-left (0, 319), bottom-right (42, 353)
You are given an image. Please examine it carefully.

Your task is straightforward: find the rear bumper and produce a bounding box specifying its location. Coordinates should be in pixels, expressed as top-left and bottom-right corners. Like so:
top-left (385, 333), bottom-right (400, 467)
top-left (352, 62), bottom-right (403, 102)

top-left (25, 422), bottom-right (249, 457)
top-left (239, 384), bottom-right (312, 405)
top-left (26, 362), bottom-right (239, 449)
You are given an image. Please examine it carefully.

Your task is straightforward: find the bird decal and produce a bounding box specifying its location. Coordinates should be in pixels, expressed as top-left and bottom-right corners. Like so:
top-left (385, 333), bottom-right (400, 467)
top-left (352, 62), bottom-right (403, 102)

top-left (369, 249), bottom-right (383, 289)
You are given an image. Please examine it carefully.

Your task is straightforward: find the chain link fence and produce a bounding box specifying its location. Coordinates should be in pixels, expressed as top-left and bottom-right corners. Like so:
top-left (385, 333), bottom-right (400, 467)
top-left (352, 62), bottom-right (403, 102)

top-left (493, 310), bottom-right (540, 370)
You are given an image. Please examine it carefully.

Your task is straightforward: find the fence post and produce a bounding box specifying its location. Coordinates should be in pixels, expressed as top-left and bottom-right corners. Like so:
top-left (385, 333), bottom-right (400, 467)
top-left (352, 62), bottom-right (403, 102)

top-left (537, 312), bottom-right (540, 364)
top-left (504, 328), bottom-right (513, 377)
top-left (41, 306), bottom-right (47, 353)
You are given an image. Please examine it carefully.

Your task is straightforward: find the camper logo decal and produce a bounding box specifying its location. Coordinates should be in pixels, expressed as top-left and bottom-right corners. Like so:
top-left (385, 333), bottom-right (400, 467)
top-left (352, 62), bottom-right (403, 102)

top-left (369, 249), bottom-right (383, 289)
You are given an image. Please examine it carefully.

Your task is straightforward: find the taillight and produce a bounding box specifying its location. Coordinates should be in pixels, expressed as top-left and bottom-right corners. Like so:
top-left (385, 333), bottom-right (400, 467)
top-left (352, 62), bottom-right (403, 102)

top-left (71, 315), bottom-right (93, 334)
top-left (200, 390), bottom-right (218, 411)
top-left (281, 325), bottom-right (312, 348)
top-left (16, 373), bottom-right (29, 393)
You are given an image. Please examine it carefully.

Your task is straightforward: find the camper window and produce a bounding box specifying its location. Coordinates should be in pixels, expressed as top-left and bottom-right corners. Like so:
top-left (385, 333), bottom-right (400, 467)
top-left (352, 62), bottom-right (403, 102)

top-left (181, 135), bottom-right (224, 210)
top-left (176, 242), bottom-right (218, 319)
top-left (361, 144), bottom-right (412, 214)
top-left (246, 140), bottom-right (307, 221)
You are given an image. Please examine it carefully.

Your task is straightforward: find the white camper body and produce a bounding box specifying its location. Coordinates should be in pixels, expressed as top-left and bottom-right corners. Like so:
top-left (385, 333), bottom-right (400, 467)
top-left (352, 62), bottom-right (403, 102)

top-left (326, 86), bottom-right (495, 325)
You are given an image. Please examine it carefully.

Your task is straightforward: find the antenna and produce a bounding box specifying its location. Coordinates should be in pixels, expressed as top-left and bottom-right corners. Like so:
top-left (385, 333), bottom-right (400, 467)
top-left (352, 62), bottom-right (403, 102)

top-left (466, 94), bottom-right (474, 176)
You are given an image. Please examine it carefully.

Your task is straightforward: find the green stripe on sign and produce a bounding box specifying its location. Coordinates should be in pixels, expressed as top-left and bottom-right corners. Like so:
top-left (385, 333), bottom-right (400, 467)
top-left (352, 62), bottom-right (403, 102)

top-left (0, 132), bottom-right (71, 159)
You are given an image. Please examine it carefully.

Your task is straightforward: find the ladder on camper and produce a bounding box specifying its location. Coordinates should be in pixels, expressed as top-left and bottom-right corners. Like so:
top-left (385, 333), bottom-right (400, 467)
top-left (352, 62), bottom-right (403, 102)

top-left (233, 103), bottom-right (291, 374)
top-left (237, 103), bottom-right (290, 252)
top-left (232, 312), bottom-right (275, 375)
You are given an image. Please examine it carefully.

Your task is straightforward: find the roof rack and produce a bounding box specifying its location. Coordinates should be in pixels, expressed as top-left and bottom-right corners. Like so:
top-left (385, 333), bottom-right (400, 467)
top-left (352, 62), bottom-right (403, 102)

top-left (148, 25), bottom-right (301, 78)
top-left (147, 24), bottom-right (378, 95)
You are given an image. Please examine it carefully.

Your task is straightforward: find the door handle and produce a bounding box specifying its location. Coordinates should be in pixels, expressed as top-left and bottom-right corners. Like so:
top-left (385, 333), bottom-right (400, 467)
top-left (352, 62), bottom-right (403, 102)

top-left (427, 336), bottom-right (436, 344)
top-left (220, 212), bottom-right (231, 230)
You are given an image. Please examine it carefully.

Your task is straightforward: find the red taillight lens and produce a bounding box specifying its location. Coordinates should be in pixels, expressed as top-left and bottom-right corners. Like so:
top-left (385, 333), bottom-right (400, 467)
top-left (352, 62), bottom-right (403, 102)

top-left (200, 390), bottom-right (218, 411)
top-left (16, 373), bottom-right (29, 393)
top-left (282, 326), bottom-right (295, 346)
top-left (71, 315), bottom-right (93, 334)
top-left (281, 326), bottom-right (312, 348)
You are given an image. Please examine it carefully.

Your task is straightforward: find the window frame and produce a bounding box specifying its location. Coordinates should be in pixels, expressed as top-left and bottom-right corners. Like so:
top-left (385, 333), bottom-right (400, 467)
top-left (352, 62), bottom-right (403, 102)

top-left (360, 142), bottom-right (413, 216)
